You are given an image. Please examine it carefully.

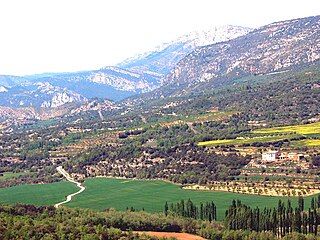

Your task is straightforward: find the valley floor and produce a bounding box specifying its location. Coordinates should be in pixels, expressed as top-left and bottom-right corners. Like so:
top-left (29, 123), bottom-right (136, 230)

top-left (0, 176), bottom-right (319, 220)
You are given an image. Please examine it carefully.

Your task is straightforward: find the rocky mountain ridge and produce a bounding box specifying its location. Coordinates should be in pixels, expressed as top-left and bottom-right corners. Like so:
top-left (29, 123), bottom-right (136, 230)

top-left (119, 25), bottom-right (252, 78)
top-left (0, 98), bottom-right (117, 128)
top-left (164, 16), bottom-right (320, 87)
top-left (0, 81), bottom-right (87, 108)
top-left (25, 67), bottom-right (159, 99)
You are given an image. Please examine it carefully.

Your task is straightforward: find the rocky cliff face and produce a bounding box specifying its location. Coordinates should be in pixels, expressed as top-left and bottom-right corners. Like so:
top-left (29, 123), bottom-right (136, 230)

top-left (0, 81), bottom-right (87, 108)
top-left (164, 16), bottom-right (320, 86)
top-left (0, 105), bottom-right (71, 128)
top-left (88, 67), bottom-right (158, 92)
top-left (0, 98), bottom-right (117, 128)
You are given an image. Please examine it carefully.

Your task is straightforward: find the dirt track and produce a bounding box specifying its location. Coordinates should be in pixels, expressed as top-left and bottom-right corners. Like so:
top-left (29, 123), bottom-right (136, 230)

top-left (54, 166), bottom-right (85, 208)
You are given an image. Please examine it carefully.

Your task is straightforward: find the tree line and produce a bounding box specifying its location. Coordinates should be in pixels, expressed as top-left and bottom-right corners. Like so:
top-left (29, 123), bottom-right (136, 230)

top-left (3, 200), bottom-right (320, 239)
top-left (164, 199), bottom-right (217, 221)
top-left (225, 196), bottom-right (320, 237)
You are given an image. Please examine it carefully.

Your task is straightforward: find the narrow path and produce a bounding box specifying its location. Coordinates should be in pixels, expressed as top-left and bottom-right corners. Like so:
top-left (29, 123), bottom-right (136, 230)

top-left (54, 166), bottom-right (85, 208)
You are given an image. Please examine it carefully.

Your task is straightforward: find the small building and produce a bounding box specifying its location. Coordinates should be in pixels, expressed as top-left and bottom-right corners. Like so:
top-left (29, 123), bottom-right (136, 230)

top-left (262, 151), bottom-right (280, 162)
top-left (279, 152), bottom-right (304, 161)
top-left (262, 151), bottom-right (304, 162)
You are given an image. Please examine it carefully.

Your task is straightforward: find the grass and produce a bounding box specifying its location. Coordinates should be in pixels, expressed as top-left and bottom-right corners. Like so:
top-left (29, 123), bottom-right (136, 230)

top-left (0, 181), bottom-right (78, 206)
top-left (253, 122), bottom-right (320, 135)
top-left (66, 178), bottom-right (317, 220)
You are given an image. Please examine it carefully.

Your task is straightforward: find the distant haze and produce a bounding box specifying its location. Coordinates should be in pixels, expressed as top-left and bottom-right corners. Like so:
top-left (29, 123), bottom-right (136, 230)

top-left (0, 0), bottom-right (319, 75)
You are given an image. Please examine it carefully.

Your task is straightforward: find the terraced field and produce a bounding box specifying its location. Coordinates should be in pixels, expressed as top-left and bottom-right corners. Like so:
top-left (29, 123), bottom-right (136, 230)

top-left (198, 122), bottom-right (320, 147)
top-left (253, 122), bottom-right (320, 135)
top-left (197, 134), bottom-right (298, 147)
top-left (290, 139), bottom-right (320, 147)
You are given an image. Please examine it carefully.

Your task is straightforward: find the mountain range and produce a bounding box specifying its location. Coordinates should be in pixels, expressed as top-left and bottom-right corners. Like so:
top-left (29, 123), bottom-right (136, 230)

top-left (0, 25), bottom-right (251, 109)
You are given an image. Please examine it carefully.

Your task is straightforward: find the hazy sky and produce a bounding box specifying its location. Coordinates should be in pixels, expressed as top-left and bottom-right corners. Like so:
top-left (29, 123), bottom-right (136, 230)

top-left (0, 0), bottom-right (319, 75)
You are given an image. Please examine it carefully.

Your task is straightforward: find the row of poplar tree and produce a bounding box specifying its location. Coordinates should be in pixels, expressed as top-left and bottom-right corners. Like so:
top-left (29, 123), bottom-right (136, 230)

top-left (164, 196), bottom-right (320, 237)
top-left (225, 196), bottom-right (320, 237)
top-left (164, 199), bottom-right (217, 221)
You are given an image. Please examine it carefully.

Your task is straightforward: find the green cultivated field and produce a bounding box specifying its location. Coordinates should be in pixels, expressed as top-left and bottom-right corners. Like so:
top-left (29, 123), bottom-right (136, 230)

top-left (1, 178), bottom-right (318, 220)
top-left (0, 181), bottom-right (78, 206)
top-left (66, 178), bottom-right (316, 220)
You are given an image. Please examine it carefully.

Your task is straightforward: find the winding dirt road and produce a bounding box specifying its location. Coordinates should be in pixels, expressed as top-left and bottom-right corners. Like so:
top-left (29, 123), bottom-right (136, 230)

top-left (54, 166), bottom-right (85, 208)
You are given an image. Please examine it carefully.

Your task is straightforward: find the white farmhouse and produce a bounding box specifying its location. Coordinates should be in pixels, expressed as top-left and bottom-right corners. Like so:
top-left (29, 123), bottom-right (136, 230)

top-left (262, 151), bottom-right (280, 162)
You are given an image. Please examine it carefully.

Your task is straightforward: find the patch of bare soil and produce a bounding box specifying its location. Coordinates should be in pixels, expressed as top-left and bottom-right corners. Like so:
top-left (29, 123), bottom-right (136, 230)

top-left (134, 231), bottom-right (206, 240)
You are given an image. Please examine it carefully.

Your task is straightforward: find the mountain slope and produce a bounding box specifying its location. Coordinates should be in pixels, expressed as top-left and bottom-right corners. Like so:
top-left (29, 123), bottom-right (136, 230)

top-left (164, 16), bottom-right (320, 87)
top-left (119, 25), bottom-right (252, 77)
top-left (0, 66), bottom-right (159, 108)
top-left (28, 67), bottom-right (159, 100)
top-left (0, 81), bottom-right (87, 108)
top-left (0, 98), bottom-right (117, 128)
